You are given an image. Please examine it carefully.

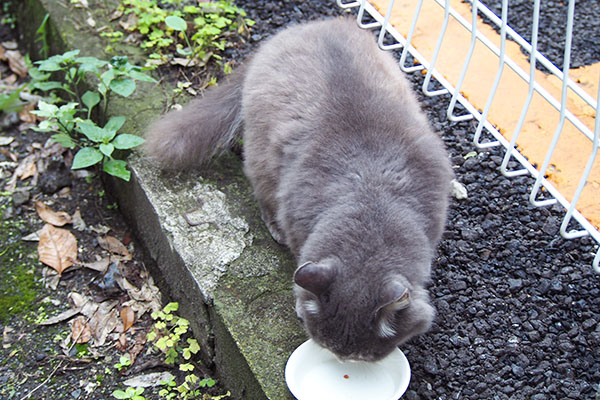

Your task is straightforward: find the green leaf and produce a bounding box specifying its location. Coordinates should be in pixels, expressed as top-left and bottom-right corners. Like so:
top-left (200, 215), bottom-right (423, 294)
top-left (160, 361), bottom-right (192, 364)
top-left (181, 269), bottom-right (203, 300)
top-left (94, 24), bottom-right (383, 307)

top-left (146, 330), bottom-right (156, 342)
top-left (28, 67), bottom-right (51, 81)
top-left (33, 119), bottom-right (58, 132)
top-left (163, 302), bottom-right (179, 314)
top-left (199, 378), bottom-right (216, 388)
top-left (165, 15), bottom-right (187, 31)
top-left (58, 102), bottom-right (79, 114)
top-left (187, 338), bottom-right (200, 354)
top-left (31, 100), bottom-right (59, 118)
top-left (36, 60), bottom-right (62, 71)
top-left (113, 134), bottom-right (144, 150)
top-left (100, 143), bottom-right (114, 157)
top-left (75, 56), bottom-right (109, 74)
top-left (31, 81), bottom-right (65, 92)
top-left (0, 86), bottom-right (26, 113)
top-left (175, 47), bottom-right (192, 56)
top-left (110, 78), bottom-right (136, 97)
top-left (104, 116), bottom-right (126, 134)
top-left (127, 69), bottom-right (157, 83)
top-left (179, 363), bottom-right (194, 372)
top-left (72, 147), bottom-right (103, 169)
top-left (77, 123), bottom-right (107, 143)
top-left (111, 390), bottom-right (129, 399)
top-left (110, 56), bottom-right (129, 70)
top-left (103, 158), bottom-right (130, 181)
top-left (100, 69), bottom-right (116, 94)
top-left (51, 133), bottom-right (76, 149)
top-left (82, 91), bottom-right (101, 111)
top-left (75, 56), bottom-right (108, 66)
top-left (61, 49), bottom-right (81, 60)
top-left (37, 50), bottom-right (81, 71)
top-left (155, 337), bottom-right (168, 351)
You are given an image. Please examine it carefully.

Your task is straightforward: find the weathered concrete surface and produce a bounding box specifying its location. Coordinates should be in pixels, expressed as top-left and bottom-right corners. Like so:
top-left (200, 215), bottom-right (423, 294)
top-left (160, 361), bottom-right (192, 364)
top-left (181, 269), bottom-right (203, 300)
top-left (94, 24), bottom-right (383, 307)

top-left (17, 1), bottom-right (304, 398)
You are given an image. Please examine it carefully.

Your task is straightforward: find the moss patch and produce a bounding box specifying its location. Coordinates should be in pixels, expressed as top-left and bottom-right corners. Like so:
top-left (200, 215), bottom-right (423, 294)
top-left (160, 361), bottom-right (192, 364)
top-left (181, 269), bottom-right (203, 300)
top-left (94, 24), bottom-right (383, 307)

top-left (0, 203), bottom-right (41, 323)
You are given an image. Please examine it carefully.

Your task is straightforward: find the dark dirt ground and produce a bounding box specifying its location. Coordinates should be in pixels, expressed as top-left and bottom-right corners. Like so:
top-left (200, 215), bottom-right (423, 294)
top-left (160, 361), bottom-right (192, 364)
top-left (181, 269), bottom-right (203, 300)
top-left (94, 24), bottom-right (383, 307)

top-left (1, 0), bottom-right (600, 399)
top-left (0, 75), bottom-right (228, 399)
top-left (0, 5), bottom-right (230, 400)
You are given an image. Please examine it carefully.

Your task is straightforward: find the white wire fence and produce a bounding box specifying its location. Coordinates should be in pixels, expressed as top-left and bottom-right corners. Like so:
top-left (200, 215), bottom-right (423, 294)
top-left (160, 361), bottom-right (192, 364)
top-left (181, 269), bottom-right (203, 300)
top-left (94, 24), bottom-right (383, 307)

top-left (337, 0), bottom-right (600, 271)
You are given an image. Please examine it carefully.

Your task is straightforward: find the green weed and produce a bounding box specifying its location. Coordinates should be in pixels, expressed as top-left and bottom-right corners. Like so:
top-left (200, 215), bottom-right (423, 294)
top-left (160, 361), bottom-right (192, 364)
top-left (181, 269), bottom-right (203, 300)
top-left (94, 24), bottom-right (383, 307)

top-left (119, 0), bottom-right (253, 69)
top-left (112, 302), bottom-right (230, 400)
top-left (28, 50), bottom-right (156, 181)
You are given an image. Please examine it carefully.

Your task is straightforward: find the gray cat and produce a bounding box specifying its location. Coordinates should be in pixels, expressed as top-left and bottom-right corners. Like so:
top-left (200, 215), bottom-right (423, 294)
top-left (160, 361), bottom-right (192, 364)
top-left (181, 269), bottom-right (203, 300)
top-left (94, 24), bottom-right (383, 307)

top-left (144, 17), bottom-right (452, 361)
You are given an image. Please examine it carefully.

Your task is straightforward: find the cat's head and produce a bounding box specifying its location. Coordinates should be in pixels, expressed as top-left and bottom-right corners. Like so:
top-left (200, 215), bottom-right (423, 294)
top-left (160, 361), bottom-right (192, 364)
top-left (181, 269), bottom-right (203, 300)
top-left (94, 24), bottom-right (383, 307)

top-left (293, 259), bottom-right (434, 361)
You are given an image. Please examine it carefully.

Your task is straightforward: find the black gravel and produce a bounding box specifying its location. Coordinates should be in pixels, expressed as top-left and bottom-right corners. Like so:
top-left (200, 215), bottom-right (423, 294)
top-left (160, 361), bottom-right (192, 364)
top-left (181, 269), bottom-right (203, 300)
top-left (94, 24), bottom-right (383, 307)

top-left (474, 0), bottom-right (600, 69)
top-left (231, 1), bottom-right (600, 398)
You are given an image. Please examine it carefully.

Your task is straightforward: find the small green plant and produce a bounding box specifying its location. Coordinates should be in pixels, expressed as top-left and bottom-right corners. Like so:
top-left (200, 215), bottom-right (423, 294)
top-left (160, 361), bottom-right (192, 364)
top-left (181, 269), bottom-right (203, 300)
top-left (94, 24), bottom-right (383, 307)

top-left (75, 343), bottom-right (91, 358)
top-left (114, 354), bottom-right (132, 372)
top-left (29, 50), bottom-right (155, 181)
top-left (119, 0), bottom-right (253, 68)
top-left (112, 387), bottom-right (146, 400)
top-left (114, 302), bottom-right (229, 399)
top-left (0, 84), bottom-right (27, 113)
top-left (35, 13), bottom-right (51, 59)
top-left (0, 1), bottom-right (16, 29)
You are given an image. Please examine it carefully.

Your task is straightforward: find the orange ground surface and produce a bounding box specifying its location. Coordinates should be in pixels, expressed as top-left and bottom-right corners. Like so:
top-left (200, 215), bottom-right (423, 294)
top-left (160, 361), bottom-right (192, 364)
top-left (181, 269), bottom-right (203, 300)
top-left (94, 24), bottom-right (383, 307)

top-left (369, 0), bottom-right (600, 230)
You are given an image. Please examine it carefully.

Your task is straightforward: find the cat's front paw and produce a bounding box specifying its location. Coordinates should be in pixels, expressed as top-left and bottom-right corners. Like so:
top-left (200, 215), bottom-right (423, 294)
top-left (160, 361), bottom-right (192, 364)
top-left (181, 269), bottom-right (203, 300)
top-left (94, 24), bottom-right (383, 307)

top-left (267, 222), bottom-right (285, 245)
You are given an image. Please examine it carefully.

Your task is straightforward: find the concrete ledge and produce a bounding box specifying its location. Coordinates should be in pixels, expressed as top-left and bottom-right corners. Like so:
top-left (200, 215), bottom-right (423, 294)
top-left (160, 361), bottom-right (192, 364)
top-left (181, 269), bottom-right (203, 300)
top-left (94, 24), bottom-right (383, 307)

top-left (18, 1), bottom-right (303, 398)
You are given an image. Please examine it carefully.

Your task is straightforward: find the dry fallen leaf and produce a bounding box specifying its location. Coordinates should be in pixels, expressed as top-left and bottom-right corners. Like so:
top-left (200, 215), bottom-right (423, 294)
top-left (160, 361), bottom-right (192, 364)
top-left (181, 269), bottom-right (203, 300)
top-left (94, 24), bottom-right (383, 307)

top-left (22, 229), bottom-right (42, 242)
top-left (18, 101), bottom-right (38, 124)
top-left (119, 275), bottom-right (162, 317)
top-left (72, 209), bottom-right (86, 231)
top-left (38, 224), bottom-right (78, 274)
top-left (89, 300), bottom-right (119, 347)
top-left (120, 306), bottom-right (135, 332)
top-left (42, 267), bottom-right (61, 290)
top-left (89, 224), bottom-right (111, 235)
top-left (0, 148), bottom-right (18, 162)
top-left (3, 74), bottom-right (17, 84)
top-left (20, 161), bottom-right (37, 181)
top-left (116, 332), bottom-right (127, 352)
top-left (72, 316), bottom-right (92, 344)
top-left (170, 57), bottom-right (202, 67)
top-left (38, 308), bottom-right (81, 326)
top-left (17, 154), bottom-right (38, 181)
top-left (0, 136), bottom-right (14, 146)
top-left (2, 326), bottom-right (14, 349)
top-left (80, 257), bottom-right (110, 273)
top-left (69, 292), bottom-right (99, 319)
top-left (35, 201), bottom-right (73, 227)
top-left (5, 50), bottom-right (27, 78)
top-left (122, 372), bottom-right (175, 388)
top-left (109, 9), bottom-right (124, 20)
top-left (119, 12), bottom-right (137, 31)
top-left (97, 235), bottom-right (131, 259)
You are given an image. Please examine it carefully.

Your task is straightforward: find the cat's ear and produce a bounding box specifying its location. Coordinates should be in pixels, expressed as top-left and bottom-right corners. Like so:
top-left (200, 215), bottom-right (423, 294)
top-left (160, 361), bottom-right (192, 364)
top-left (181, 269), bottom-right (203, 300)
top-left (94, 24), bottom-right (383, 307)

top-left (378, 284), bottom-right (411, 312)
top-left (294, 261), bottom-right (335, 297)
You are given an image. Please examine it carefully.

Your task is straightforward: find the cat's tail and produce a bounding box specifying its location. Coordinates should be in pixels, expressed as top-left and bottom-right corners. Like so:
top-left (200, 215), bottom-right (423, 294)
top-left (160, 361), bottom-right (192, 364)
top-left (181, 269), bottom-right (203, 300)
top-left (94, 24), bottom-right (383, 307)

top-left (143, 67), bottom-right (245, 169)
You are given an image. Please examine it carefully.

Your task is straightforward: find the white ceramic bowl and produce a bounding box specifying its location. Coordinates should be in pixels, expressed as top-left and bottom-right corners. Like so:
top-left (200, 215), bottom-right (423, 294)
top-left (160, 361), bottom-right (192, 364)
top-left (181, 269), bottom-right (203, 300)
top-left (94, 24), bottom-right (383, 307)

top-left (285, 340), bottom-right (411, 400)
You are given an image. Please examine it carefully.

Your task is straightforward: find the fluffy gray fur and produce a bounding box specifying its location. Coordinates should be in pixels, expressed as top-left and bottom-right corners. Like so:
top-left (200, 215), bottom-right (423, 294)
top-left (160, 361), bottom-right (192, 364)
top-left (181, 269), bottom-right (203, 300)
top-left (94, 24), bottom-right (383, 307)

top-left (144, 18), bottom-right (452, 361)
